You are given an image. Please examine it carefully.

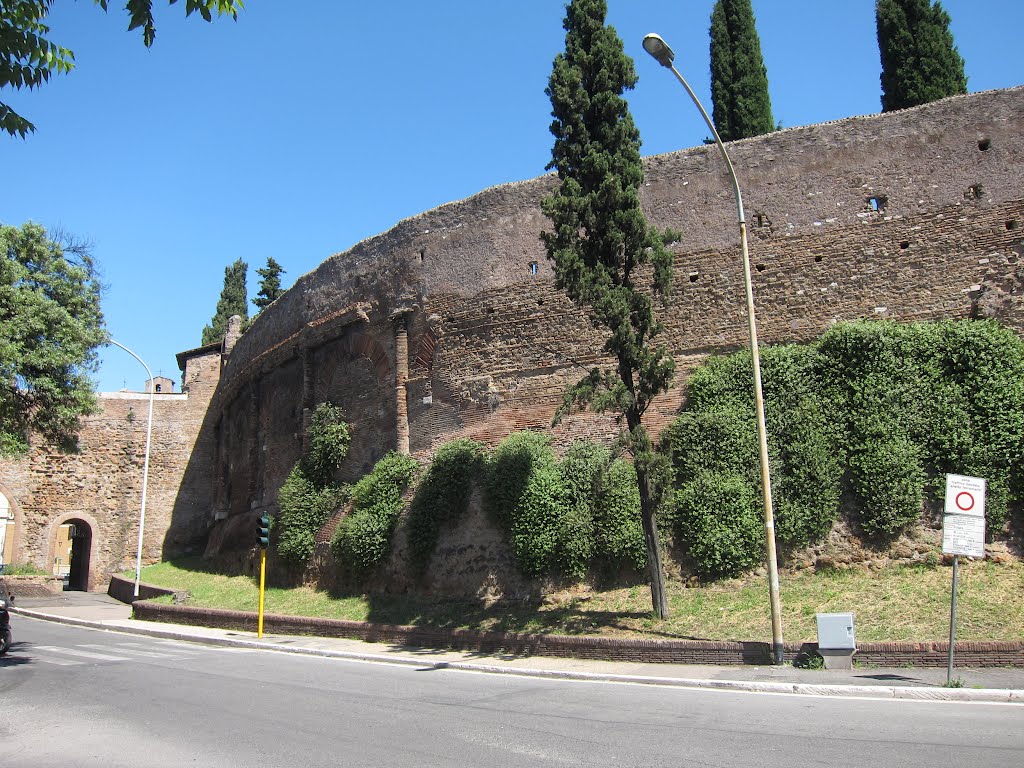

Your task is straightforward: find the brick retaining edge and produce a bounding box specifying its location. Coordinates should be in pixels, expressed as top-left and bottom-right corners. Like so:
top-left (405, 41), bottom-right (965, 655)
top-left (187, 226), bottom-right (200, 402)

top-left (107, 573), bottom-right (188, 604)
top-left (128, 597), bottom-right (1024, 667)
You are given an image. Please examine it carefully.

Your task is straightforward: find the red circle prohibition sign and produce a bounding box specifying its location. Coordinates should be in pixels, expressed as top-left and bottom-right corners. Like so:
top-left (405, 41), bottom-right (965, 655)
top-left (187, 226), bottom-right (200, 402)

top-left (955, 491), bottom-right (975, 511)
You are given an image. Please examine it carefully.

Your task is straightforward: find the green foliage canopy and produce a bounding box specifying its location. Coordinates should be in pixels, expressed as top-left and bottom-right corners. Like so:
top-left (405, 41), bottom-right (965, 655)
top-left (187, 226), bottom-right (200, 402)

top-left (0, 222), bottom-right (106, 456)
top-left (709, 0), bottom-right (775, 141)
top-left (876, 0), bottom-right (967, 112)
top-left (274, 402), bottom-right (350, 565)
top-left (275, 465), bottom-right (348, 566)
top-left (201, 258), bottom-right (248, 345)
top-left (302, 402), bottom-right (350, 487)
top-left (253, 257), bottom-right (285, 312)
top-left (1, 1), bottom-right (244, 137)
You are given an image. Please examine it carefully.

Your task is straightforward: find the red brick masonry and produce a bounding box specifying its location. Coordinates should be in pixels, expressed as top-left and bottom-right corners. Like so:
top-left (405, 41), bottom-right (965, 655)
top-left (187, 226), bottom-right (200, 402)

top-left (129, 597), bottom-right (1024, 668)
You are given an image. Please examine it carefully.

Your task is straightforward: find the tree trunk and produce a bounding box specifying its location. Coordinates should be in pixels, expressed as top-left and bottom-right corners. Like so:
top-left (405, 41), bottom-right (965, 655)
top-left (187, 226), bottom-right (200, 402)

top-left (635, 462), bottom-right (669, 620)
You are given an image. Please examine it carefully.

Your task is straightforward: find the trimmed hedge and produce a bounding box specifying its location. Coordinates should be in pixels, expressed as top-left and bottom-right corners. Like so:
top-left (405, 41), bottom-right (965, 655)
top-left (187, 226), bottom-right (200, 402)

top-left (483, 433), bottom-right (646, 582)
top-left (664, 319), bottom-right (1024, 578)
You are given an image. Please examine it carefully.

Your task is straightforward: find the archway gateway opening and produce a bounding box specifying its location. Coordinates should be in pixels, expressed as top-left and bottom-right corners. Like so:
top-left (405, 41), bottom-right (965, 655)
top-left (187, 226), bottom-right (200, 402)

top-left (0, 491), bottom-right (14, 568)
top-left (54, 520), bottom-right (92, 591)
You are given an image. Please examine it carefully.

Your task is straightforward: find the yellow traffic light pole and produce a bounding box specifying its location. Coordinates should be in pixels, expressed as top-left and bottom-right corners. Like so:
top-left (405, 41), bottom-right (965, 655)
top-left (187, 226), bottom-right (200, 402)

top-left (257, 547), bottom-right (267, 638)
top-left (256, 512), bottom-right (270, 638)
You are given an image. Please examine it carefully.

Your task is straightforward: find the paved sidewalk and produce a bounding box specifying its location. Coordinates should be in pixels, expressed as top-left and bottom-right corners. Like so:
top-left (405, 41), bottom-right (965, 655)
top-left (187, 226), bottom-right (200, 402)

top-left (8, 591), bottom-right (1024, 703)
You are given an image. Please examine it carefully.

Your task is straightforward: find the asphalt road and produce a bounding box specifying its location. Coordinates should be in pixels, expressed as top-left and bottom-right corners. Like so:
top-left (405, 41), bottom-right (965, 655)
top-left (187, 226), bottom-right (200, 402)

top-left (2, 618), bottom-right (1022, 768)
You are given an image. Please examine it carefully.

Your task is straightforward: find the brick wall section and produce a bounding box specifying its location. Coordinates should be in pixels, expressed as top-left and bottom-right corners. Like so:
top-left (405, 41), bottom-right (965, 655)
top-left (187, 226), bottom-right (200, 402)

top-left (132, 601), bottom-right (1024, 667)
top-left (195, 87), bottom-right (1024, 559)
top-left (0, 346), bottom-right (222, 589)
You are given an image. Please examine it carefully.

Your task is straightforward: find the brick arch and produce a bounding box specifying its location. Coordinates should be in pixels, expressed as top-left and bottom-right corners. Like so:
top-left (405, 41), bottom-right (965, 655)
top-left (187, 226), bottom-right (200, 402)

top-left (44, 511), bottom-right (104, 592)
top-left (345, 330), bottom-right (392, 385)
top-left (411, 325), bottom-right (438, 376)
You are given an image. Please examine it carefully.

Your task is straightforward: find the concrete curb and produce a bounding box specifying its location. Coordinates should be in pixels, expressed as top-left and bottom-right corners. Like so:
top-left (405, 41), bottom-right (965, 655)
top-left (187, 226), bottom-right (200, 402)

top-left (12, 606), bottom-right (1022, 704)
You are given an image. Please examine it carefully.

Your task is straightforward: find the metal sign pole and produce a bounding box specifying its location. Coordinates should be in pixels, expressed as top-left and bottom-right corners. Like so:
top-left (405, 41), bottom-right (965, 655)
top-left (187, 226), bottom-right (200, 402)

top-left (941, 473), bottom-right (985, 685)
top-left (947, 555), bottom-right (958, 684)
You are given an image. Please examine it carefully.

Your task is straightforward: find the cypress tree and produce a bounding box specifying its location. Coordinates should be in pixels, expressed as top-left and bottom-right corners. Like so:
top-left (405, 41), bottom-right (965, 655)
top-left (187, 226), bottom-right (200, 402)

top-left (253, 257), bottom-right (286, 312)
top-left (201, 258), bottom-right (248, 345)
top-left (541, 0), bottom-right (675, 618)
top-left (877, 0), bottom-right (967, 112)
top-left (709, 0), bottom-right (774, 141)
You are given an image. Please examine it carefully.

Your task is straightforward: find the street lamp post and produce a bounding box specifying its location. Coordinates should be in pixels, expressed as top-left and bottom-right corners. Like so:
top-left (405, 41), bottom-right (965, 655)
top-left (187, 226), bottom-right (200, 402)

top-left (108, 340), bottom-right (154, 600)
top-left (642, 33), bottom-right (785, 665)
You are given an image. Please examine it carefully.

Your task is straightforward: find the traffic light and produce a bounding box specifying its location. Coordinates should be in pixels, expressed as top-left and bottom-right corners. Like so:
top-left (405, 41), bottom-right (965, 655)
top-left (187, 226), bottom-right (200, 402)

top-left (256, 513), bottom-right (270, 550)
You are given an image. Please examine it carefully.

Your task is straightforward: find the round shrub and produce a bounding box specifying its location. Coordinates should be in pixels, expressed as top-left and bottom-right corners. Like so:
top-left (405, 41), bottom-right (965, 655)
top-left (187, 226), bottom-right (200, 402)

top-left (592, 458), bottom-right (647, 575)
top-left (484, 430), bottom-right (555, 526)
top-left (508, 462), bottom-right (568, 578)
top-left (331, 508), bottom-right (394, 576)
top-left (676, 471), bottom-right (762, 578)
top-left (406, 439), bottom-right (485, 573)
top-left (276, 466), bottom-right (348, 565)
top-left (330, 451), bottom-right (418, 575)
top-left (850, 436), bottom-right (925, 537)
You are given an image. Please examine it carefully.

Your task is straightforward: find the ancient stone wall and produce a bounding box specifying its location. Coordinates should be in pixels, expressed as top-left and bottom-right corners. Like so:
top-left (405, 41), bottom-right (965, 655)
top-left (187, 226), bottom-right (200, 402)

top-left (200, 88), bottom-right (1024, 561)
top-left (7, 88), bottom-right (1023, 589)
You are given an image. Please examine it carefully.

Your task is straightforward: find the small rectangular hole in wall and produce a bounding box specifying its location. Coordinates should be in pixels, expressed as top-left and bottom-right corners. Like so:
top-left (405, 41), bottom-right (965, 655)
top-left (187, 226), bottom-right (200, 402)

top-left (754, 213), bottom-right (768, 228)
top-left (965, 184), bottom-right (983, 200)
top-left (1007, 220), bottom-right (1020, 231)
top-left (900, 240), bottom-right (910, 249)
top-left (529, 261), bottom-right (538, 275)
top-left (978, 137), bottom-right (992, 151)
top-left (814, 254), bottom-right (823, 263)
top-left (688, 272), bottom-right (699, 283)
top-left (755, 263), bottom-right (766, 272)
top-left (867, 195), bottom-right (887, 212)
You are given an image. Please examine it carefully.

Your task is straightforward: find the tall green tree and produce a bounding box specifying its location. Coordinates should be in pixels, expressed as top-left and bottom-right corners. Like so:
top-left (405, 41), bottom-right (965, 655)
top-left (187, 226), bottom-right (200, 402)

top-left (1, 1), bottom-right (244, 137)
top-left (876, 0), bottom-right (967, 112)
top-left (252, 256), bottom-right (285, 312)
top-left (0, 222), bottom-right (106, 455)
top-left (201, 258), bottom-right (248, 345)
top-left (709, 0), bottom-right (774, 141)
top-left (541, 0), bottom-right (675, 619)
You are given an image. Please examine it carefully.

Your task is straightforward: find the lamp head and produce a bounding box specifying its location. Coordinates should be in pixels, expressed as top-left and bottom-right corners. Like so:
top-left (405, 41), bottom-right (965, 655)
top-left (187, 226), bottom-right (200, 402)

top-left (642, 33), bottom-right (675, 68)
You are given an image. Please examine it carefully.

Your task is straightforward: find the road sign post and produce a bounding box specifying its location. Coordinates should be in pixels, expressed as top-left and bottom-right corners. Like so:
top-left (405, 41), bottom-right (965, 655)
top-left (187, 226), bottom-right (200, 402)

top-left (942, 474), bottom-right (986, 684)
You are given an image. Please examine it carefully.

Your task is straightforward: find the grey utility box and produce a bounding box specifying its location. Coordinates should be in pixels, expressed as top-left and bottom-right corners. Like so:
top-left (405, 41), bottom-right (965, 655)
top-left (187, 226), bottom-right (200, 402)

top-left (816, 612), bottom-right (856, 669)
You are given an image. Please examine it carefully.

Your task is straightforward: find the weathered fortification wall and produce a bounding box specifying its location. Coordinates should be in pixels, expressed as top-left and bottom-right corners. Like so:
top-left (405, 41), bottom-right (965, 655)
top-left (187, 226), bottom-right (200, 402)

top-left (5, 89), bottom-right (1022, 593)
top-left (204, 88), bottom-right (1024, 566)
top-left (0, 347), bottom-right (221, 590)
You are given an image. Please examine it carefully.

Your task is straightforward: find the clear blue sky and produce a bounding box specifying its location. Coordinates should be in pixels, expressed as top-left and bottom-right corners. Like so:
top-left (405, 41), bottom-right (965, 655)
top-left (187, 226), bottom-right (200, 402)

top-left (4, 1), bottom-right (1021, 393)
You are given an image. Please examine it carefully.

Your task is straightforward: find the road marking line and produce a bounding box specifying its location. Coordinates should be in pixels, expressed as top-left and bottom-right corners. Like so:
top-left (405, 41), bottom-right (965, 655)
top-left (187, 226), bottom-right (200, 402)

top-left (34, 656), bottom-right (81, 666)
top-left (34, 646), bottom-right (130, 662)
top-left (78, 643), bottom-right (182, 660)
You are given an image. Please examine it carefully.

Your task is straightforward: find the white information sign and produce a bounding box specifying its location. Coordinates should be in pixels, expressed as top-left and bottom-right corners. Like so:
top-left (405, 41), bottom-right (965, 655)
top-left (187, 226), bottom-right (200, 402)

top-left (942, 474), bottom-right (986, 557)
